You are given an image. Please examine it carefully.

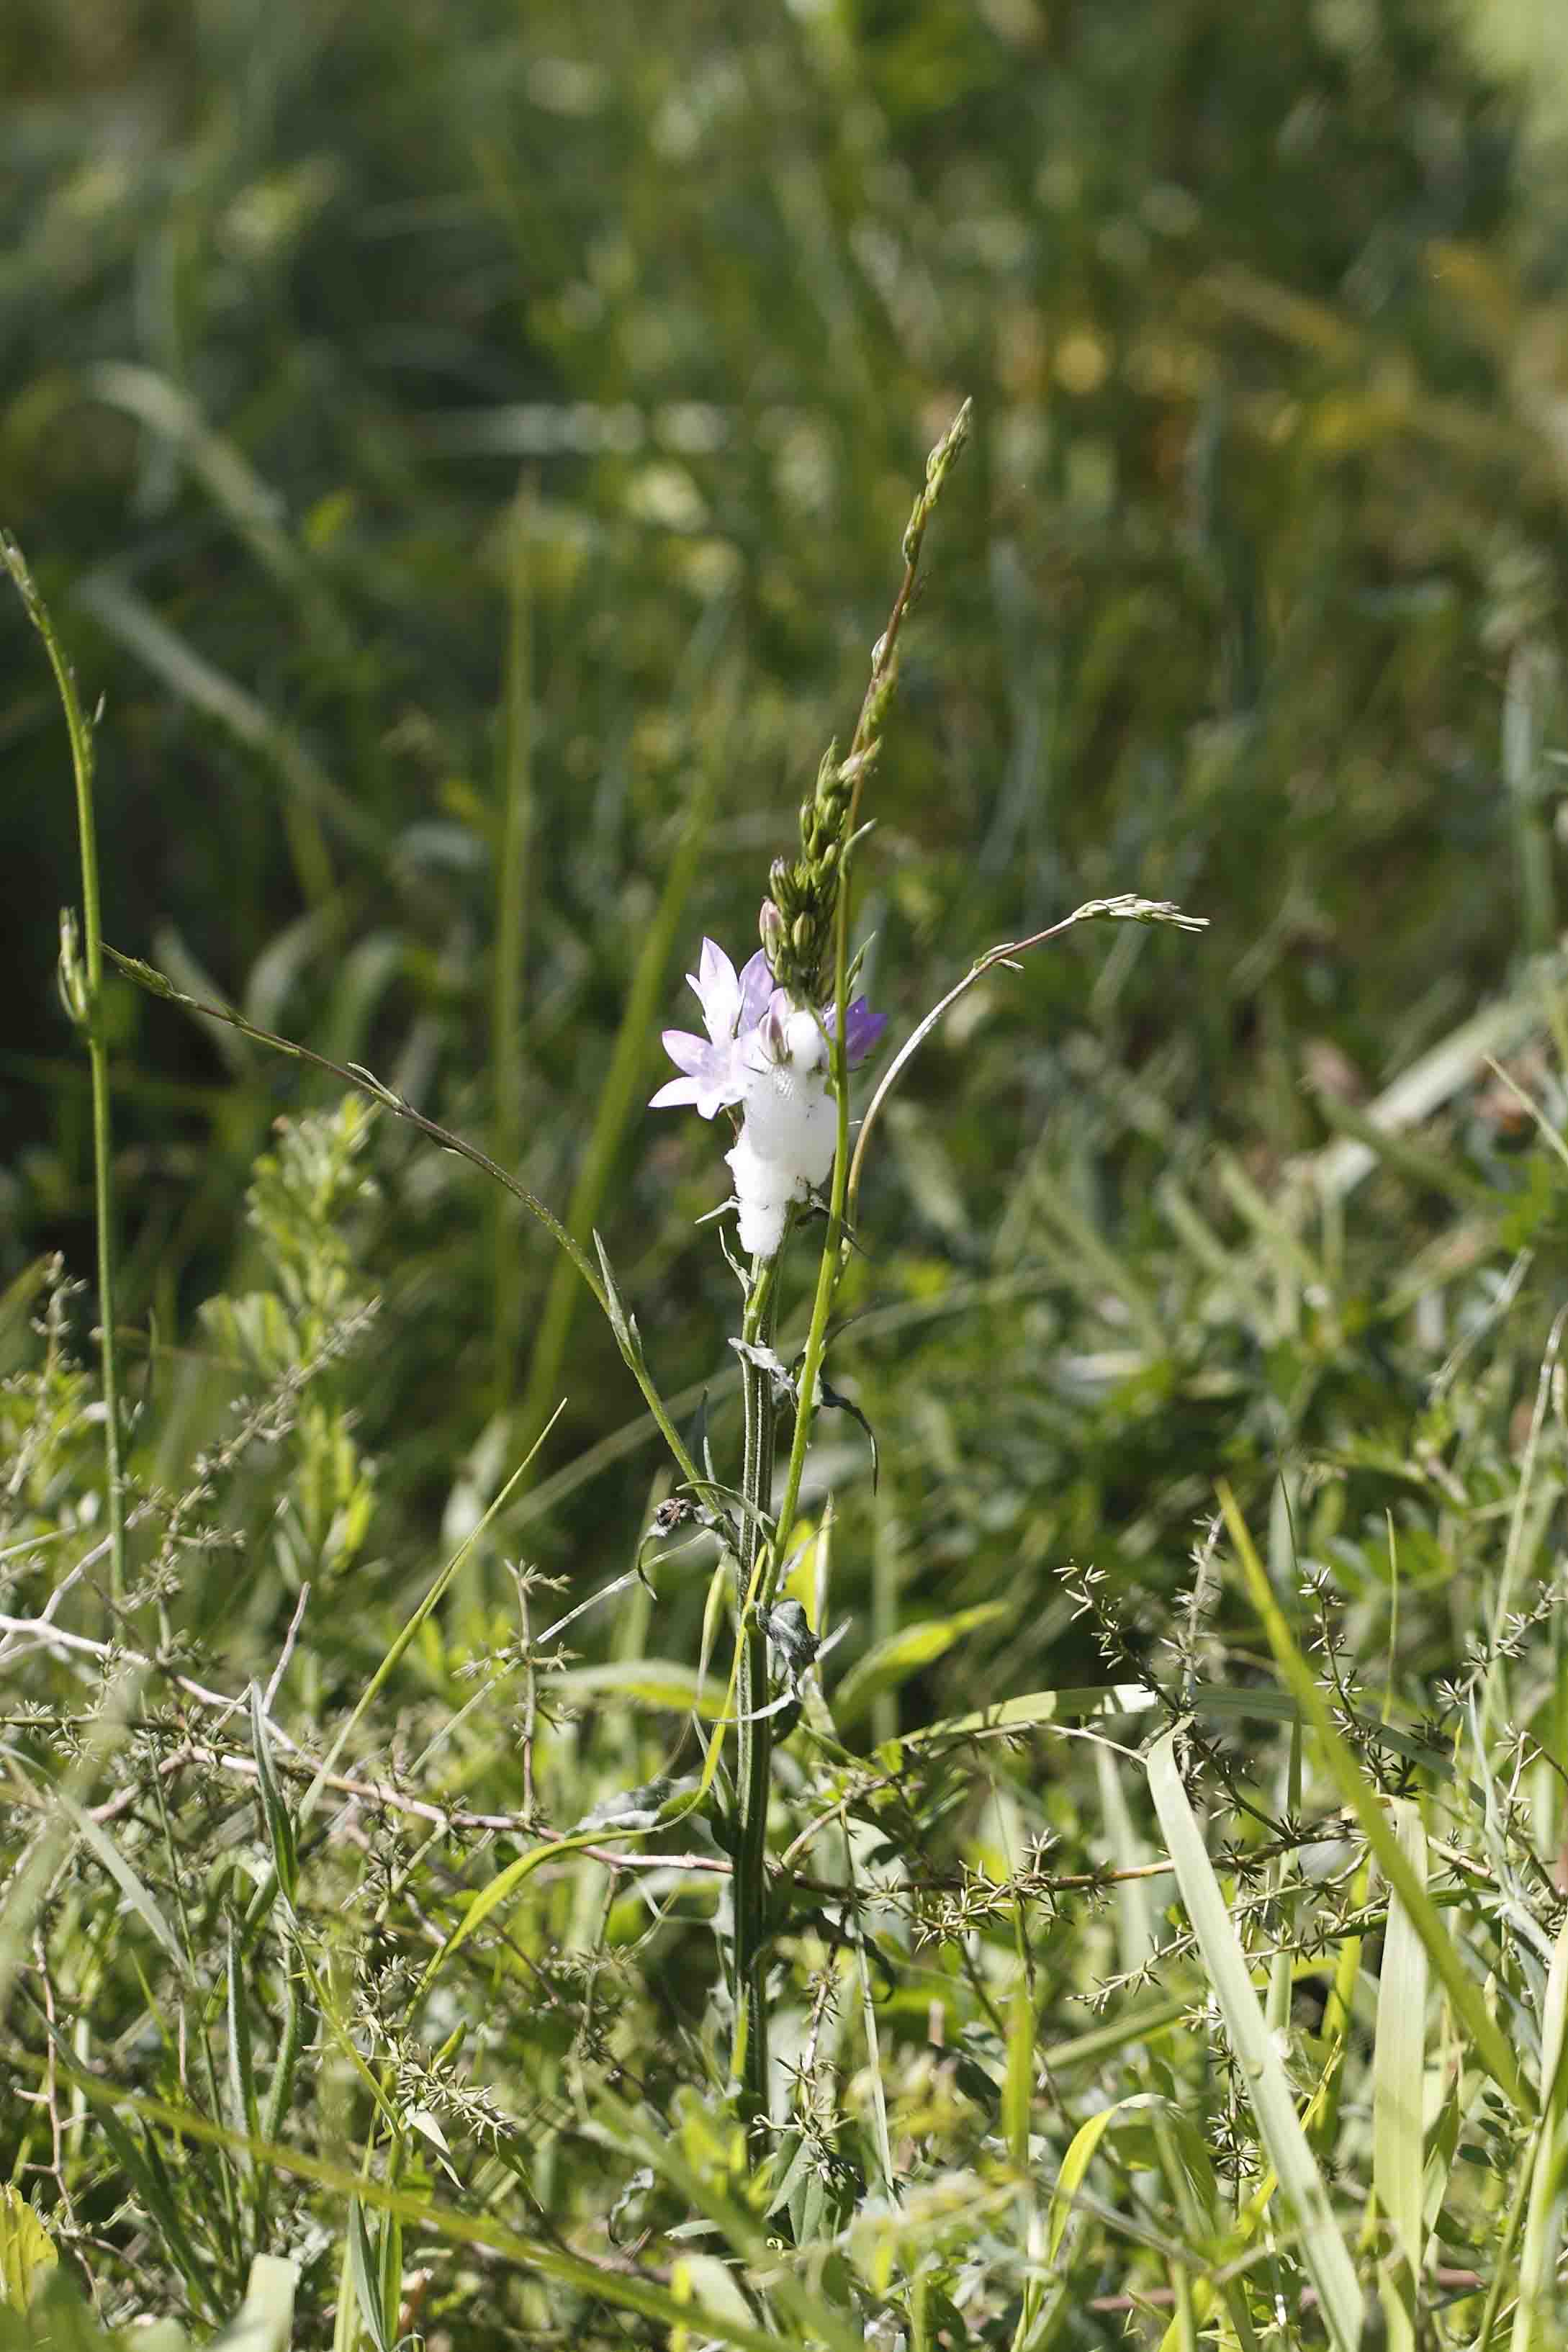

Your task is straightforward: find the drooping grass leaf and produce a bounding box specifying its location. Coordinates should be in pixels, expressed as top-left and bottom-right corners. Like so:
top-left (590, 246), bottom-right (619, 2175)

top-left (1372, 1798), bottom-right (1428, 2351)
top-left (1147, 1729), bottom-right (1364, 2352)
top-left (1512, 1911), bottom-right (1568, 2351)
top-left (1220, 1484), bottom-right (1531, 2118)
top-left (55, 1791), bottom-right (192, 1985)
top-left (346, 2201), bottom-right (392, 2352)
top-left (249, 1684), bottom-right (297, 1911)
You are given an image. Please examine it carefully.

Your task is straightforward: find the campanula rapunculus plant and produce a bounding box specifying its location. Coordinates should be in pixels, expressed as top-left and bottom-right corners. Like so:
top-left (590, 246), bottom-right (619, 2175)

top-left (640, 400), bottom-right (1209, 2153)
top-left (651, 937), bottom-right (886, 1253)
top-left (641, 402), bottom-right (985, 2145)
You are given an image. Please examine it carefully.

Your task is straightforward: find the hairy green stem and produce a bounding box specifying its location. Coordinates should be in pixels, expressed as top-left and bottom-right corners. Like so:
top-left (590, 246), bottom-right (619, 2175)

top-left (731, 1251), bottom-right (780, 2136)
top-left (3, 537), bottom-right (127, 1600)
top-left (728, 407), bottom-right (972, 2148)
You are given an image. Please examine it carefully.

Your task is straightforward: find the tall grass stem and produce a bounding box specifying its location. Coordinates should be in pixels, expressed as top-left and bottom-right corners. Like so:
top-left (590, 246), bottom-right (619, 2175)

top-left (3, 537), bottom-right (127, 1600)
top-left (491, 482), bottom-right (535, 1407)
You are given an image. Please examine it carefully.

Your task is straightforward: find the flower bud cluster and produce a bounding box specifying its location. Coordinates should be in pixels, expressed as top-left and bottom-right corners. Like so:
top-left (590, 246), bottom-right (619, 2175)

top-left (762, 738), bottom-right (874, 1001)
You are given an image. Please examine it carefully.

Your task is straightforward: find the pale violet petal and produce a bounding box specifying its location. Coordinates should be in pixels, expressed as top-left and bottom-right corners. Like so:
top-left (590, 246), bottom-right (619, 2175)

top-left (825, 995), bottom-right (888, 1068)
top-left (735, 949), bottom-right (775, 1030)
top-left (694, 937), bottom-right (740, 1044)
top-left (660, 1027), bottom-right (711, 1076)
top-left (649, 1074), bottom-right (702, 1109)
top-left (695, 1065), bottom-right (749, 1118)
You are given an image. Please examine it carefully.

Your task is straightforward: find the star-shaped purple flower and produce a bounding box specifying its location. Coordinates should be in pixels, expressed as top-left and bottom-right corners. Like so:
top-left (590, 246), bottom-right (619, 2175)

top-left (650, 936), bottom-right (886, 1119)
top-left (649, 939), bottom-right (777, 1118)
top-left (824, 993), bottom-right (887, 1068)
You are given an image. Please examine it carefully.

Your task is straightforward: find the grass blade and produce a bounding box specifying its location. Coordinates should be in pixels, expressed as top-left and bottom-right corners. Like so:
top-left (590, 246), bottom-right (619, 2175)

top-left (1147, 1729), bottom-right (1364, 2352)
top-left (1218, 1483), bottom-right (1531, 2117)
top-left (225, 1920), bottom-right (258, 2189)
top-left (1511, 1911), bottom-right (1568, 2351)
top-left (1, 536), bottom-right (127, 1599)
top-left (249, 1685), bottom-right (298, 1909)
top-left (55, 1792), bottom-right (191, 1985)
top-left (346, 2201), bottom-right (392, 2352)
top-left (1373, 1799), bottom-right (1428, 2351)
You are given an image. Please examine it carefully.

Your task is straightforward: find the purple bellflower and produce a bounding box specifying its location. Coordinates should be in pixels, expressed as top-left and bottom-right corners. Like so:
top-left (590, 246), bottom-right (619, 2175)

top-left (651, 935), bottom-right (887, 1255)
top-left (649, 939), bottom-right (775, 1119)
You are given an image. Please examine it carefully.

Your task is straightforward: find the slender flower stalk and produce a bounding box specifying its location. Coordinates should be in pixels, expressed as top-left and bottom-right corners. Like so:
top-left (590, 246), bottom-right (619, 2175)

top-left (647, 401), bottom-right (971, 2149)
top-left (730, 1251), bottom-right (779, 2128)
top-left (771, 401), bottom-right (972, 1654)
top-left (650, 936), bottom-right (885, 2133)
top-left (3, 537), bottom-right (127, 1603)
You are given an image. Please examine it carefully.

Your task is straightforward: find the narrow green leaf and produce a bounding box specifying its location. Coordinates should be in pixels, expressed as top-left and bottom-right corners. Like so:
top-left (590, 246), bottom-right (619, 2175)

top-left (379, 2204), bottom-right (402, 2352)
top-left (416, 1829), bottom-right (622, 1995)
top-left (1147, 1729), bottom-right (1364, 2352)
top-left (225, 1920), bottom-right (258, 2181)
top-left (890, 1682), bottom-right (1158, 1757)
top-left (1373, 1799), bottom-right (1428, 2352)
top-left (1220, 1484), bottom-right (1531, 2117)
top-left (1513, 1911), bottom-right (1568, 2351)
top-left (1043, 1997), bottom-right (1190, 2072)
top-left (593, 1227), bottom-right (641, 1364)
top-left (1095, 1744), bottom-right (1156, 1979)
top-left (251, 1685), bottom-right (298, 1907)
top-left (1047, 2099), bottom-right (1140, 2264)
top-left (55, 1793), bottom-right (191, 1983)
top-left (556, 1659), bottom-right (726, 1716)
top-left (0, 2189), bottom-right (57, 2308)
top-left (347, 2202), bottom-right (392, 2352)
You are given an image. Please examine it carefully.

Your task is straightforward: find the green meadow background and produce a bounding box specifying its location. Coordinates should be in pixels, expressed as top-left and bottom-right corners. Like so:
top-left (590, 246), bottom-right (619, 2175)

top-left (9, 0), bottom-right (1568, 2343)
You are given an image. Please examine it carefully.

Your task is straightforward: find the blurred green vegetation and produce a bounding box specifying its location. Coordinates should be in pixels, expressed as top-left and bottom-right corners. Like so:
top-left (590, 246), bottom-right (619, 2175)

top-left (11, 0), bottom-right (1568, 1760)
top-left (6, 1), bottom-right (1565, 1510)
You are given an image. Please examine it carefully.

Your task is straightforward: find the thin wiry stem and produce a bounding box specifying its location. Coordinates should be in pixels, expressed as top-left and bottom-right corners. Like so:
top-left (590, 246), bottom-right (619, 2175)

top-left (490, 482), bottom-right (535, 1409)
top-left (3, 536), bottom-right (127, 1601)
